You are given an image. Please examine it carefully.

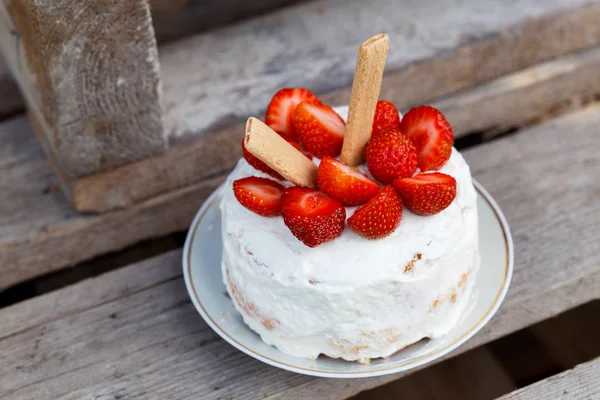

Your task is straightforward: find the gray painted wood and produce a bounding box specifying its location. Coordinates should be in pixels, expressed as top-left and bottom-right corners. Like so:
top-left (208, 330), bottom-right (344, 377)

top-left (3, 46), bottom-right (600, 288)
top-left (497, 357), bottom-right (600, 400)
top-left (1, 104), bottom-right (599, 399)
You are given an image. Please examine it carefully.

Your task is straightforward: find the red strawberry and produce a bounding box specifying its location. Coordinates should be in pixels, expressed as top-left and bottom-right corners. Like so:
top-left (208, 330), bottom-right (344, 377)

top-left (292, 101), bottom-right (345, 158)
top-left (347, 185), bottom-right (403, 239)
top-left (372, 100), bottom-right (401, 138)
top-left (242, 138), bottom-right (284, 180)
top-left (281, 187), bottom-right (346, 247)
top-left (265, 88), bottom-right (319, 138)
top-left (392, 172), bottom-right (457, 216)
top-left (365, 129), bottom-right (418, 184)
top-left (283, 136), bottom-right (313, 160)
top-left (233, 176), bottom-right (285, 217)
top-left (317, 156), bottom-right (380, 206)
top-left (399, 105), bottom-right (454, 171)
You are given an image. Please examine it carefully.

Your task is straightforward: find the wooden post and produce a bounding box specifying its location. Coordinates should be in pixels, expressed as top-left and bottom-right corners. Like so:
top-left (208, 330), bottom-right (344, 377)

top-left (0, 0), bottom-right (166, 182)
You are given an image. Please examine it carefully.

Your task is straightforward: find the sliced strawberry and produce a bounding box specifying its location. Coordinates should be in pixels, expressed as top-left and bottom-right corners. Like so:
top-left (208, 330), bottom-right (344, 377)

top-left (317, 156), bottom-right (380, 206)
top-left (292, 101), bottom-right (345, 158)
top-left (283, 136), bottom-right (313, 160)
top-left (265, 88), bottom-right (319, 138)
top-left (365, 129), bottom-right (418, 184)
top-left (281, 186), bottom-right (346, 247)
top-left (242, 138), bottom-right (284, 180)
top-left (347, 185), bottom-right (403, 239)
top-left (233, 176), bottom-right (285, 217)
top-left (372, 100), bottom-right (401, 138)
top-left (393, 172), bottom-right (457, 216)
top-left (399, 105), bottom-right (454, 171)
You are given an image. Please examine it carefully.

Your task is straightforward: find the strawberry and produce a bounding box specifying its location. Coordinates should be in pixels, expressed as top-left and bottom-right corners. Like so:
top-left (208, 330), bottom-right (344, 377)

top-left (392, 172), bottom-right (457, 216)
top-left (372, 100), bottom-right (401, 138)
top-left (292, 101), bottom-right (346, 158)
top-left (365, 129), bottom-right (418, 184)
top-left (317, 156), bottom-right (380, 206)
top-left (242, 138), bottom-right (284, 180)
top-left (281, 186), bottom-right (346, 247)
top-left (265, 88), bottom-right (319, 138)
top-left (233, 176), bottom-right (285, 217)
top-left (399, 105), bottom-right (454, 171)
top-left (283, 136), bottom-right (313, 160)
top-left (347, 185), bottom-right (403, 239)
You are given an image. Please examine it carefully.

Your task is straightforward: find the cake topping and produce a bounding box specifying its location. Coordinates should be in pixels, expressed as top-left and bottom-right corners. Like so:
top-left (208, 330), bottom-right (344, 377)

top-left (292, 101), bottom-right (346, 158)
top-left (233, 176), bottom-right (285, 217)
top-left (317, 156), bottom-right (380, 206)
top-left (347, 185), bottom-right (403, 239)
top-left (241, 138), bottom-right (284, 180)
top-left (265, 88), bottom-right (319, 138)
top-left (399, 105), bottom-right (454, 171)
top-left (341, 34), bottom-right (389, 167)
top-left (244, 117), bottom-right (318, 188)
top-left (393, 172), bottom-right (457, 216)
top-left (281, 187), bottom-right (346, 247)
top-left (372, 100), bottom-right (401, 138)
top-left (365, 129), bottom-right (418, 184)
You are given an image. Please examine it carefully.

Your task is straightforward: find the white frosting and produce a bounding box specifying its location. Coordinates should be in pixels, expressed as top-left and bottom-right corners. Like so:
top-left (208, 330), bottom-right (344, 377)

top-left (220, 107), bottom-right (480, 361)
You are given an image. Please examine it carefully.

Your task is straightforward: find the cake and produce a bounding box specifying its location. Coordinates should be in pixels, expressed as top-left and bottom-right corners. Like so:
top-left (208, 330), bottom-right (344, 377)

top-left (219, 34), bottom-right (480, 362)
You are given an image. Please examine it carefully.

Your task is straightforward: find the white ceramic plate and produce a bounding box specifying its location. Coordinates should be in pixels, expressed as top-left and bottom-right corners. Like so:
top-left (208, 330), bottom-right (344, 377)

top-left (183, 180), bottom-right (513, 378)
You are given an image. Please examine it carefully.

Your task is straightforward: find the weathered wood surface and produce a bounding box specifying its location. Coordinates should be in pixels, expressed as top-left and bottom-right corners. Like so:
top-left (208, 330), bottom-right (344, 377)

top-left (497, 357), bottom-right (600, 400)
top-left (0, 0), bottom-right (165, 179)
top-left (1, 104), bottom-right (599, 399)
top-left (66, 41), bottom-right (600, 212)
top-left (149, 0), bottom-right (310, 44)
top-left (3, 47), bottom-right (600, 288)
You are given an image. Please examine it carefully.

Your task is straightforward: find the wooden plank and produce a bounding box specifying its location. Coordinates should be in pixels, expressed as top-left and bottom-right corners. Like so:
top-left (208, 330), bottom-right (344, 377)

top-left (67, 43), bottom-right (600, 212)
top-left (352, 347), bottom-right (516, 400)
top-left (149, 0), bottom-right (311, 44)
top-left (1, 104), bottom-right (600, 399)
top-left (497, 357), bottom-right (600, 400)
top-left (0, 0), bottom-right (166, 180)
top-left (0, 117), bottom-right (223, 290)
top-left (3, 44), bottom-right (600, 287)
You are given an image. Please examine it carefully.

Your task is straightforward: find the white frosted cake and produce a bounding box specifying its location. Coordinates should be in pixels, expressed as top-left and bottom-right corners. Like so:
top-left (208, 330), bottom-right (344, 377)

top-left (221, 104), bottom-right (480, 362)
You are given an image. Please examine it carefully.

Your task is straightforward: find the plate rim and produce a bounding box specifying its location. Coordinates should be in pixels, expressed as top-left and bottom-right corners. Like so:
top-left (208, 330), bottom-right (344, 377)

top-left (183, 179), bottom-right (514, 378)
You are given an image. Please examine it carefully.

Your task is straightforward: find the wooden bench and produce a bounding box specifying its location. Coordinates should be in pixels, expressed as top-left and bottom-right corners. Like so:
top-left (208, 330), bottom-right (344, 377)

top-left (2, 103), bottom-right (599, 398)
top-left (1, 0), bottom-right (599, 397)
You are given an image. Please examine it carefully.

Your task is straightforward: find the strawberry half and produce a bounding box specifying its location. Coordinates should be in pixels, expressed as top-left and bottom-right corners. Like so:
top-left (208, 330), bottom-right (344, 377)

top-left (242, 138), bottom-right (284, 180)
top-left (317, 156), bottom-right (380, 206)
top-left (265, 88), bottom-right (319, 138)
top-left (393, 172), bottom-right (457, 216)
top-left (292, 101), bottom-right (345, 158)
top-left (365, 129), bottom-right (418, 184)
top-left (281, 186), bottom-right (346, 247)
top-left (372, 100), bottom-right (401, 138)
top-left (399, 105), bottom-right (454, 171)
top-left (233, 176), bottom-right (285, 217)
top-left (347, 185), bottom-right (403, 239)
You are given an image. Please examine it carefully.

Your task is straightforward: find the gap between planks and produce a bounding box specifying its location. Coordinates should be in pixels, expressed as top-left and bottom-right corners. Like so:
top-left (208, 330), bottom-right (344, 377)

top-left (0, 104), bottom-right (599, 399)
top-left (3, 45), bottom-right (600, 290)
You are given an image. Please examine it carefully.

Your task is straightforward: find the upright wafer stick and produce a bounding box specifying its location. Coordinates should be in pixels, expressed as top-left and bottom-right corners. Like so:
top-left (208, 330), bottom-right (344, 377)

top-left (244, 117), bottom-right (318, 188)
top-left (341, 34), bottom-right (389, 166)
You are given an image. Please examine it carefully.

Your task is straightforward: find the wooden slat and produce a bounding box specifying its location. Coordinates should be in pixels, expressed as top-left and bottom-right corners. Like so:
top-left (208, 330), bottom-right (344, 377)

top-left (27, 0), bottom-right (600, 212)
top-left (1, 104), bottom-right (600, 399)
top-left (497, 357), bottom-right (600, 400)
top-left (0, 0), bottom-right (165, 180)
top-left (3, 45), bottom-right (600, 288)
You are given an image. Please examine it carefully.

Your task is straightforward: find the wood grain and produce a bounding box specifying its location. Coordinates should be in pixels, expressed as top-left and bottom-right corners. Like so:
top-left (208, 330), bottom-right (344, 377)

top-left (1, 104), bottom-right (600, 399)
top-left (497, 357), bottom-right (600, 400)
top-left (3, 46), bottom-right (600, 287)
top-left (1, 0), bottom-right (165, 178)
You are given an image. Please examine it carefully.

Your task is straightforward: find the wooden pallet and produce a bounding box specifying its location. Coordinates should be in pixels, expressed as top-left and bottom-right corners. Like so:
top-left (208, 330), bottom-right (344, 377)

top-left (2, 102), bottom-right (599, 399)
